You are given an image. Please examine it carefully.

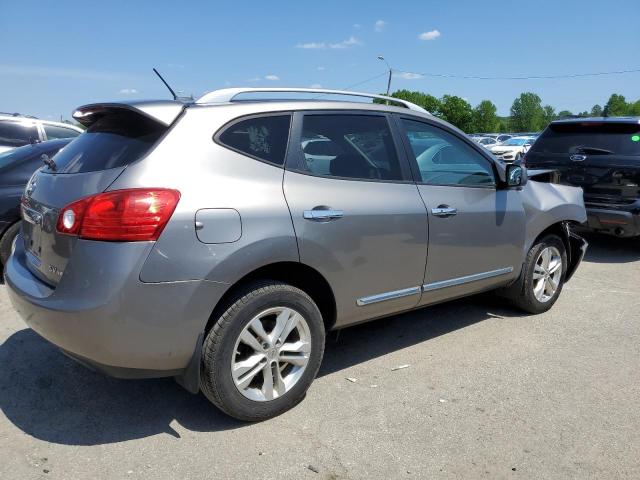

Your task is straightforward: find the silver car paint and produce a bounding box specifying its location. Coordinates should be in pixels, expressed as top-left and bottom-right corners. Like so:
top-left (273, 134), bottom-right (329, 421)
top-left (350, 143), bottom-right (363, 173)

top-left (5, 97), bottom-right (588, 379)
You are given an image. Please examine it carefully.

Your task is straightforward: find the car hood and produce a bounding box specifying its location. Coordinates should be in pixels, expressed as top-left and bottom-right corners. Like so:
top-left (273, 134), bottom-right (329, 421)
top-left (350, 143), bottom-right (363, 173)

top-left (521, 179), bottom-right (587, 251)
top-left (489, 145), bottom-right (521, 152)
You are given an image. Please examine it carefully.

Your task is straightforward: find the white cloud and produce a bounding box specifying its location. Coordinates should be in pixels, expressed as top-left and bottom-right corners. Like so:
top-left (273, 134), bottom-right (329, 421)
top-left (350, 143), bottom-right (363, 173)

top-left (418, 29), bottom-right (441, 41)
top-left (248, 77), bottom-right (261, 82)
top-left (264, 74), bottom-right (279, 81)
top-left (118, 88), bottom-right (138, 94)
top-left (375, 20), bottom-right (387, 32)
top-left (317, 66), bottom-right (325, 71)
top-left (296, 36), bottom-right (362, 50)
top-left (353, 23), bottom-right (362, 29)
top-left (394, 72), bottom-right (423, 80)
top-left (309, 83), bottom-right (322, 88)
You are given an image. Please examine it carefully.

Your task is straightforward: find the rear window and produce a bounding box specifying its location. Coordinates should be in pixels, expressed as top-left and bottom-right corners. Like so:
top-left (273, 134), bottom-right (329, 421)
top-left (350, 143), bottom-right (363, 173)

top-left (47, 111), bottom-right (166, 174)
top-left (0, 121), bottom-right (38, 148)
top-left (530, 122), bottom-right (640, 156)
top-left (217, 115), bottom-right (291, 166)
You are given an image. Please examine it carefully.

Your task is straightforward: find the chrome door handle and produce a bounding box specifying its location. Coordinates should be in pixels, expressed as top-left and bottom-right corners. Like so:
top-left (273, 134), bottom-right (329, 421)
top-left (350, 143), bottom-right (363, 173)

top-left (303, 209), bottom-right (344, 221)
top-left (431, 206), bottom-right (458, 217)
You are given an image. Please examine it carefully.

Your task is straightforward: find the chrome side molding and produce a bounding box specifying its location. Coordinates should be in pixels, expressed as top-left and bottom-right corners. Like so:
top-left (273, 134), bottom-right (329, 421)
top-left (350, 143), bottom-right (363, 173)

top-left (357, 286), bottom-right (422, 306)
top-left (423, 267), bottom-right (514, 292)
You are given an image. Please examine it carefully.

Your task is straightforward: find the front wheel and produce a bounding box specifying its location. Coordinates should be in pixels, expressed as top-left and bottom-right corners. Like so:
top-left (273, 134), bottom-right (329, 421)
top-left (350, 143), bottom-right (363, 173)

top-left (200, 281), bottom-right (325, 421)
top-left (502, 234), bottom-right (567, 314)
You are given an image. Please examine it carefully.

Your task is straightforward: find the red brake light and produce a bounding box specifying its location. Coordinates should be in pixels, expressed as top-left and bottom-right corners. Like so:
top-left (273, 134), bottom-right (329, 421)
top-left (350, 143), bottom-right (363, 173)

top-left (56, 189), bottom-right (181, 241)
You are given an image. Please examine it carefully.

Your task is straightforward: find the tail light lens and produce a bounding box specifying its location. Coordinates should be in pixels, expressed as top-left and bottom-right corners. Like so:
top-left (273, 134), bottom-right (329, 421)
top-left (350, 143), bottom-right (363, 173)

top-left (56, 188), bottom-right (180, 241)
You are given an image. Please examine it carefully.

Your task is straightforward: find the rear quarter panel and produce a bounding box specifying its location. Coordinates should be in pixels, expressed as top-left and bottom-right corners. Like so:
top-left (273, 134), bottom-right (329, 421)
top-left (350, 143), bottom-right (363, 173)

top-left (107, 105), bottom-right (299, 284)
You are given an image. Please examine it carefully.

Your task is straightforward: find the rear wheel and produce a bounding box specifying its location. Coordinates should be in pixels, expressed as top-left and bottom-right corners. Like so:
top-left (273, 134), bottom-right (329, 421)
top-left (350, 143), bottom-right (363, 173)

top-left (0, 222), bottom-right (20, 266)
top-left (200, 281), bottom-right (325, 421)
top-left (502, 234), bottom-right (567, 314)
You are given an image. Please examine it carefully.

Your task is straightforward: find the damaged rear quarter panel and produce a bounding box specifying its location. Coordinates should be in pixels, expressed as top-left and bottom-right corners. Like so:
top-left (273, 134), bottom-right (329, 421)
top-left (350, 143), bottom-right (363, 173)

top-left (521, 180), bottom-right (587, 252)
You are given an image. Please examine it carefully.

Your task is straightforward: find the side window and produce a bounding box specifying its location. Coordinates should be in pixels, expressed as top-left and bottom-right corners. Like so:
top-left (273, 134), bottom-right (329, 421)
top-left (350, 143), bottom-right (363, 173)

top-left (218, 115), bottom-right (291, 166)
top-left (299, 114), bottom-right (403, 181)
top-left (401, 119), bottom-right (495, 186)
top-left (44, 124), bottom-right (80, 140)
top-left (0, 121), bottom-right (38, 147)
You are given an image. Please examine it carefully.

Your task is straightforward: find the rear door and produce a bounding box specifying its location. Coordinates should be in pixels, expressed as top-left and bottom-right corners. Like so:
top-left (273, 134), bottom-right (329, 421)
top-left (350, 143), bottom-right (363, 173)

top-left (395, 116), bottom-right (525, 305)
top-left (283, 111), bottom-right (428, 327)
top-left (21, 109), bottom-right (168, 286)
top-left (526, 121), bottom-right (640, 205)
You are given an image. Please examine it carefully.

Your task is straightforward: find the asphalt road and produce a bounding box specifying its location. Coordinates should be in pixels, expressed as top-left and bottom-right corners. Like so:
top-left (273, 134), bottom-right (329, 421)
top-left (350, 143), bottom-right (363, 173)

top-left (0, 233), bottom-right (638, 480)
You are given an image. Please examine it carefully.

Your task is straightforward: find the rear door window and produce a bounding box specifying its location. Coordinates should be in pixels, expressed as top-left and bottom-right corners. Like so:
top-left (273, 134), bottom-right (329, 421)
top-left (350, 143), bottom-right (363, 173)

top-left (0, 121), bottom-right (39, 148)
top-left (297, 114), bottom-right (404, 181)
top-left (531, 123), bottom-right (640, 156)
top-left (48, 111), bottom-right (166, 174)
top-left (217, 114), bottom-right (291, 166)
top-left (43, 124), bottom-right (81, 140)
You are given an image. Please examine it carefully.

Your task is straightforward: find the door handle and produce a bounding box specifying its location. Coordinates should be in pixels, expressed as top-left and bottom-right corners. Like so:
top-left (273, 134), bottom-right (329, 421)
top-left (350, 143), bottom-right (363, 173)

top-left (303, 208), bottom-right (344, 222)
top-left (431, 205), bottom-right (458, 217)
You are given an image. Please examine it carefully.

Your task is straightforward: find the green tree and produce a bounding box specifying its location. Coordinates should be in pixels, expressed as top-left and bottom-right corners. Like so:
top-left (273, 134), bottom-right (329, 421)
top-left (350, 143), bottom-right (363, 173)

top-left (543, 105), bottom-right (556, 126)
top-left (439, 95), bottom-right (475, 132)
top-left (472, 100), bottom-right (499, 132)
top-left (590, 104), bottom-right (603, 116)
top-left (389, 90), bottom-right (441, 115)
top-left (628, 100), bottom-right (640, 116)
top-left (510, 92), bottom-right (545, 132)
top-left (557, 110), bottom-right (573, 118)
top-left (603, 94), bottom-right (628, 116)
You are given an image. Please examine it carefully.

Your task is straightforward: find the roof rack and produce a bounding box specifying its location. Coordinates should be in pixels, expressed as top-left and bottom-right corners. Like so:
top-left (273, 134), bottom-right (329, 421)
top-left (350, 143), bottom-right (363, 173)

top-left (195, 88), bottom-right (429, 114)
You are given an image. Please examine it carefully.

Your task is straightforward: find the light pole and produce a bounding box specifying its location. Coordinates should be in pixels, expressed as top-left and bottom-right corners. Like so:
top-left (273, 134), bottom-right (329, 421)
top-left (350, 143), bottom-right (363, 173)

top-left (377, 55), bottom-right (392, 96)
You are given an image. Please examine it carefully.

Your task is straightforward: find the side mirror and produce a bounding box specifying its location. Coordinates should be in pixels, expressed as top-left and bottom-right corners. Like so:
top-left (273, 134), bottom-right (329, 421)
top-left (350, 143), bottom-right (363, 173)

top-left (506, 163), bottom-right (527, 187)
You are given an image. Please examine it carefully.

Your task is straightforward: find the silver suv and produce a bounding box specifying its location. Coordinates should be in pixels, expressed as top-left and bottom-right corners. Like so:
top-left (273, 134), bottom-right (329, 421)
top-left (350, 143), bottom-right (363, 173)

top-left (5, 88), bottom-right (587, 421)
top-left (0, 113), bottom-right (83, 154)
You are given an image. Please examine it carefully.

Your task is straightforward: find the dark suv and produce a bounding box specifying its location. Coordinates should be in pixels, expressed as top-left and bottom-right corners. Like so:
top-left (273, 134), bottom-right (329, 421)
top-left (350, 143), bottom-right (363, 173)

top-left (525, 117), bottom-right (640, 238)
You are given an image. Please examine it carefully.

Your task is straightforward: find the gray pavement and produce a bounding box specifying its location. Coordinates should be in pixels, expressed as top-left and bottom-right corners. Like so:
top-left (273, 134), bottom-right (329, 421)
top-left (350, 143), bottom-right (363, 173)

top-left (0, 233), bottom-right (638, 479)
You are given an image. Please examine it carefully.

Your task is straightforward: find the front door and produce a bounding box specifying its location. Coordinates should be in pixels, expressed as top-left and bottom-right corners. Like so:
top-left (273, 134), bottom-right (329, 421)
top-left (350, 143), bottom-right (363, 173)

top-left (284, 112), bottom-right (428, 327)
top-left (396, 116), bottom-right (526, 305)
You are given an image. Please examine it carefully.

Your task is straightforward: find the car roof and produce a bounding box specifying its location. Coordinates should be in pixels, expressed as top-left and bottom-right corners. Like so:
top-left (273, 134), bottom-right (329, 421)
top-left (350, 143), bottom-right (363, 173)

top-left (551, 116), bottom-right (640, 125)
top-left (0, 114), bottom-right (83, 132)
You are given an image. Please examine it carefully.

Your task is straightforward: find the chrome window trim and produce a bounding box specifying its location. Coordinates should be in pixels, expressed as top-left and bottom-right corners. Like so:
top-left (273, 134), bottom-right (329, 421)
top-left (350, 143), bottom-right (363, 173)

top-left (423, 267), bottom-right (514, 292)
top-left (356, 286), bottom-right (422, 306)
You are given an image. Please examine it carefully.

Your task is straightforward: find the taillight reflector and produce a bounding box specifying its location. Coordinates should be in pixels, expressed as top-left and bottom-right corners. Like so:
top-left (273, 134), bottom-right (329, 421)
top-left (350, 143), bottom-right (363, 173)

top-left (56, 188), bottom-right (180, 241)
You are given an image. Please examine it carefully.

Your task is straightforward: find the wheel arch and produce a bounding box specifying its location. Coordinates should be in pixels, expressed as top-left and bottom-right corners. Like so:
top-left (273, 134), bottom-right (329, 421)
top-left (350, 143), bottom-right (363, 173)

top-left (204, 261), bottom-right (337, 335)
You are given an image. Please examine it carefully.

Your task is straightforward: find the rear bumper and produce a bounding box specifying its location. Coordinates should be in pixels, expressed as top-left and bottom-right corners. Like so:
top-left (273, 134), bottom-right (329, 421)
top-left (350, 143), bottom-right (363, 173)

top-left (5, 236), bottom-right (228, 377)
top-left (584, 206), bottom-right (640, 237)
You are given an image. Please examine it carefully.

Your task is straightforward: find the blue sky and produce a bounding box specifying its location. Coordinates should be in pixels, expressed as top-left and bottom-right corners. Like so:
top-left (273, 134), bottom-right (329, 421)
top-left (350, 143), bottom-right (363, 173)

top-left (1, 0), bottom-right (638, 120)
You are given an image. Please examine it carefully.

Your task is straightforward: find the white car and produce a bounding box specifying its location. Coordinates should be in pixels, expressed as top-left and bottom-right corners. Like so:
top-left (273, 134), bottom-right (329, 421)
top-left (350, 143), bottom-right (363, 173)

top-left (472, 136), bottom-right (498, 147)
top-left (0, 113), bottom-right (83, 154)
top-left (487, 136), bottom-right (535, 162)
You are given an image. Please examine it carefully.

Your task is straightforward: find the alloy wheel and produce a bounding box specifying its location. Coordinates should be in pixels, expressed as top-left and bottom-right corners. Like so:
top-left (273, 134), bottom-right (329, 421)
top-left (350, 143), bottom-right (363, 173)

top-left (231, 307), bottom-right (311, 401)
top-left (532, 246), bottom-right (562, 303)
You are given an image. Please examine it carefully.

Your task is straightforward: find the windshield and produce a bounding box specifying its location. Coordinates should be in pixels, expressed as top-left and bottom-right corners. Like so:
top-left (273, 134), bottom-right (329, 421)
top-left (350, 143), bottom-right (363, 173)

top-left (530, 122), bottom-right (640, 156)
top-left (502, 138), bottom-right (531, 146)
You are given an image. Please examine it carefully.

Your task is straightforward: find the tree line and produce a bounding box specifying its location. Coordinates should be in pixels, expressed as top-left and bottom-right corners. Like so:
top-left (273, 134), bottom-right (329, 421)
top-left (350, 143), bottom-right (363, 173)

top-left (388, 90), bottom-right (640, 134)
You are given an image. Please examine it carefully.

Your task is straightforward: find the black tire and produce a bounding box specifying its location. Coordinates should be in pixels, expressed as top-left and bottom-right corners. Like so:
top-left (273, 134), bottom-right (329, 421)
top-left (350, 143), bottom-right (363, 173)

top-left (200, 280), bottom-right (325, 421)
top-left (0, 222), bottom-right (20, 266)
top-left (501, 234), bottom-right (567, 314)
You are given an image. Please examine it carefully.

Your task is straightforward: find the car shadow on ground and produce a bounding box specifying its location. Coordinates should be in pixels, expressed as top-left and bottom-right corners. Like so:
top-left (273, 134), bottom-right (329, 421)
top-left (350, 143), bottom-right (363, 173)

top-left (0, 294), bottom-right (521, 446)
top-left (580, 232), bottom-right (639, 264)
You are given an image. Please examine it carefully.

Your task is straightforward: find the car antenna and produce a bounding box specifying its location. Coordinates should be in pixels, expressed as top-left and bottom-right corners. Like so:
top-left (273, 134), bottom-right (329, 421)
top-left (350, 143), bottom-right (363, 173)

top-left (153, 68), bottom-right (178, 100)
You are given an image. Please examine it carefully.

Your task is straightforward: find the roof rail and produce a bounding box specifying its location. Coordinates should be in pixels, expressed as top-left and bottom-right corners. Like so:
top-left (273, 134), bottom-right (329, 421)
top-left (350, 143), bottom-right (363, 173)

top-left (195, 88), bottom-right (429, 114)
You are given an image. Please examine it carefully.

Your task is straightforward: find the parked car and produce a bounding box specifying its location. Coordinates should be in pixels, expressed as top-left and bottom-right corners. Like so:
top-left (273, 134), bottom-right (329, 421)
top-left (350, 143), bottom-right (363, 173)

top-left (0, 113), bottom-right (82, 154)
top-left (524, 117), bottom-right (640, 238)
top-left (0, 138), bottom-right (72, 267)
top-left (5, 88), bottom-right (587, 421)
top-left (487, 136), bottom-right (536, 162)
top-left (472, 136), bottom-right (498, 147)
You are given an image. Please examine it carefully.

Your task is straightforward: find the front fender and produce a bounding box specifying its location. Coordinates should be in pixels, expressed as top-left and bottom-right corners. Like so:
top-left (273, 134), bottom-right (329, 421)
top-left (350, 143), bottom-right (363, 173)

top-left (521, 180), bottom-right (587, 253)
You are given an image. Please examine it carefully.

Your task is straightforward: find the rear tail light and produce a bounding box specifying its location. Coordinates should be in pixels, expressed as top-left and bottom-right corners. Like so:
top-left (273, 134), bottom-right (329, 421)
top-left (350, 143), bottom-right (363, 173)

top-left (56, 188), bottom-right (180, 241)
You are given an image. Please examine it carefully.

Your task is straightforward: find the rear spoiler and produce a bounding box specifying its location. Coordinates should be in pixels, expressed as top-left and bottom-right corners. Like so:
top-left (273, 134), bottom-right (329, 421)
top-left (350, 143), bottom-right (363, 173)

top-left (72, 100), bottom-right (185, 128)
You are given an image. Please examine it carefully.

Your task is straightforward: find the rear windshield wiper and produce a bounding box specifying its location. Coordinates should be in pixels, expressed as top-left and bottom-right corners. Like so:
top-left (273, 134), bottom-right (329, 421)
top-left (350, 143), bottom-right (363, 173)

top-left (575, 146), bottom-right (614, 155)
top-left (41, 153), bottom-right (56, 171)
